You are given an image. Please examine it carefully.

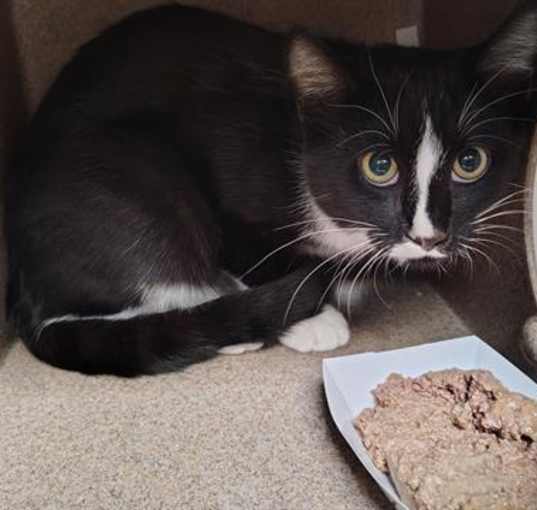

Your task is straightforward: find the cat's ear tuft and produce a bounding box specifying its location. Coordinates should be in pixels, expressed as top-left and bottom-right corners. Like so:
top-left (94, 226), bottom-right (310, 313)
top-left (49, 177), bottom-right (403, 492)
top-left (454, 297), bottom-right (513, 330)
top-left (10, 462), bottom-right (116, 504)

top-left (480, 2), bottom-right (537, 77)
top-left (289, 35), bottom-right (344, 102)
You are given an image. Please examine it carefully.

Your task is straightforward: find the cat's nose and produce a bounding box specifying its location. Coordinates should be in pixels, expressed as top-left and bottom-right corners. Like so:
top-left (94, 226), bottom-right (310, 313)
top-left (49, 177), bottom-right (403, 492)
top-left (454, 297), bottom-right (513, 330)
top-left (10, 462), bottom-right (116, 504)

top-left (407, 230), bottom-right (448, 252)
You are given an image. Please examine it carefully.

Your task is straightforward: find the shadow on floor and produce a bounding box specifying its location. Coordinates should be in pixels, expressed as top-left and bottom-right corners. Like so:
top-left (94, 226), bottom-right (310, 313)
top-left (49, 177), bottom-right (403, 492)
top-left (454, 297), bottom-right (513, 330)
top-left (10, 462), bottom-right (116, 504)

top-left (319, 385), bottom-right (392, 510)
top-left (0, 328), bottom-right (17, 369)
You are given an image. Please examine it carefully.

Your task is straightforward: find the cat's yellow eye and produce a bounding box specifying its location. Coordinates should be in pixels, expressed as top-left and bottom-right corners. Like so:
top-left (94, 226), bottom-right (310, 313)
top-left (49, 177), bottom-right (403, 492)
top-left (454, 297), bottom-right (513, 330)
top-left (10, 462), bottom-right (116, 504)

top-left (360, 151), bottom-right (399, 187)
top-left (453, 146), bottom-right (489, 183)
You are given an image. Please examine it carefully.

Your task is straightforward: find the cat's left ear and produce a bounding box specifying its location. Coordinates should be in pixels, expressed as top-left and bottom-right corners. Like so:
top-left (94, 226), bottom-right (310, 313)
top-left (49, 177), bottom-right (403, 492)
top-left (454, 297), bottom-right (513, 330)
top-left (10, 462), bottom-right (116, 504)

top-left (288, 35), bottom-right (346, 104)
top-left (480, 1), bottom-right (537, 79)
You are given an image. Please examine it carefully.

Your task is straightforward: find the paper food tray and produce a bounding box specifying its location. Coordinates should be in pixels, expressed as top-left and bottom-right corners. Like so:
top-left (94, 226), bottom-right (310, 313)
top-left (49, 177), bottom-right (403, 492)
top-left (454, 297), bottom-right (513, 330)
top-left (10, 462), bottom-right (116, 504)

top-left (322, 335), bottom-right (537, 509)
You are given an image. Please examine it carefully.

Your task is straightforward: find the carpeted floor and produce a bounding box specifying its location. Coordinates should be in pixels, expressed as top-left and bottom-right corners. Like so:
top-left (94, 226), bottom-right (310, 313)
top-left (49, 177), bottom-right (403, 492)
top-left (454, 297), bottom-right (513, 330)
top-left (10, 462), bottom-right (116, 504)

top-left (0, 281), bottom-right (471, 510)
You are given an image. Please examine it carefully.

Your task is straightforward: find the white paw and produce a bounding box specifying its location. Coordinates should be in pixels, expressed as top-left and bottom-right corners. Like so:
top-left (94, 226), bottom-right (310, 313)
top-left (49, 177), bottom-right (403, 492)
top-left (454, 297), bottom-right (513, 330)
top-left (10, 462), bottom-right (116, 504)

top-left (279, 305), bottom-right (350, 353)
top-left (218, 342), bottom-right (264, 355)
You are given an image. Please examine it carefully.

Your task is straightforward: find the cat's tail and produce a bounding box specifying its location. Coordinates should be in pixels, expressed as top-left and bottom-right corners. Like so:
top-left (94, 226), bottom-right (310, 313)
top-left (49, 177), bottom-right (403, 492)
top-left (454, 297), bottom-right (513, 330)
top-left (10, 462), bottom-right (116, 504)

top-left (16, 266), bottom-right (329, 376)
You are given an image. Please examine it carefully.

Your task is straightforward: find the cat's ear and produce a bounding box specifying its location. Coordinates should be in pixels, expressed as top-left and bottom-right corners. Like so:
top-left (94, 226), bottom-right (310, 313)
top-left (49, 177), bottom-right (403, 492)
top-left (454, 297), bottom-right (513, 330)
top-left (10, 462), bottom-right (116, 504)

top-left (480, 2), bottom-right (537, 78)
top-left (288, 35), bottom-right (345, 103)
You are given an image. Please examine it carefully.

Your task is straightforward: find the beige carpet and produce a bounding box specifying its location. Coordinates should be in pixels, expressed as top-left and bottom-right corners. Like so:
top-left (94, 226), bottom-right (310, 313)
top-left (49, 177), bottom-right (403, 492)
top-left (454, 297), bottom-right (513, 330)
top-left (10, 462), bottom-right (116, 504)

top-left (0, 281), bottom-right (471, 510)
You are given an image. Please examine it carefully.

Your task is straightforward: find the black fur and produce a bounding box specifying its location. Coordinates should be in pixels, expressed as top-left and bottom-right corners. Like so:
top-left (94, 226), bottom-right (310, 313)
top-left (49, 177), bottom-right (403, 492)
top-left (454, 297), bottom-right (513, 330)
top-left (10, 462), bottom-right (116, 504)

top-left (7, 4), bottom-right (537, 375)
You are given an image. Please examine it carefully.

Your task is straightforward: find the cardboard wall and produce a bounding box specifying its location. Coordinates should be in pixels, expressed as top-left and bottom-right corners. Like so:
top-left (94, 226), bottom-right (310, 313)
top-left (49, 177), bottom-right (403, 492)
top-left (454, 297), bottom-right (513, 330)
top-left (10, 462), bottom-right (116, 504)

top-left (422, 0), bottom-right (518, 48)
top-left (11, 0), bottom-right (421, 113)
top-left (0, 1), bottom-right (26, 327)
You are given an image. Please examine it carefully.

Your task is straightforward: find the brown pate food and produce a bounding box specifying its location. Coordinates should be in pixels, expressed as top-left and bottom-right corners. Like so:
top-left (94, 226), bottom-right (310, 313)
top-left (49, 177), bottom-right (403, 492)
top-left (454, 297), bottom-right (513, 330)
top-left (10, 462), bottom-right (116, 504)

top-left (354, 369), bottom-right (537, 510)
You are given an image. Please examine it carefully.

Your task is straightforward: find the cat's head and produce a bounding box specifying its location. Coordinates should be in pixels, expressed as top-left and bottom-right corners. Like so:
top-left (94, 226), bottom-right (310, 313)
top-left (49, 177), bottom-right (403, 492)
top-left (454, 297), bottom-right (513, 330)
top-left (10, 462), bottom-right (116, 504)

top-left (289, 2), bottom-right (537, 272)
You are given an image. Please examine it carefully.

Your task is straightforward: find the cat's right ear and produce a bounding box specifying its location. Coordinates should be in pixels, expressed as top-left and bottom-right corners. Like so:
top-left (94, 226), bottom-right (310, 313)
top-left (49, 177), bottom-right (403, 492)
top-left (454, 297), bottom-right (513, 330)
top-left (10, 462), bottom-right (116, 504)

top-left (288, 35), bottom-right (346, 105)
top-left (479, 1), bottom-right (537, 80)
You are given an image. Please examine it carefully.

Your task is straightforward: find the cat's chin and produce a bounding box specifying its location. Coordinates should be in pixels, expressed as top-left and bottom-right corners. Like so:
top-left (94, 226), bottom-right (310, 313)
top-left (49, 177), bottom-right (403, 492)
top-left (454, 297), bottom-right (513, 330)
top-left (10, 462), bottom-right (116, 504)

top-left (402, 257), bottom-right (449, 273)
top-left (389, 240), bottom-right (446, 262)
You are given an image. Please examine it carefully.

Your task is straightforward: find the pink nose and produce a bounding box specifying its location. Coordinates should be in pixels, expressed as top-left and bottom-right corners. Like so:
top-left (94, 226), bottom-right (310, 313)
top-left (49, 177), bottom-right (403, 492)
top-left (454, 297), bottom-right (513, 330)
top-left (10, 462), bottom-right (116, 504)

top-left (408, 231), bottom-right (448, 251)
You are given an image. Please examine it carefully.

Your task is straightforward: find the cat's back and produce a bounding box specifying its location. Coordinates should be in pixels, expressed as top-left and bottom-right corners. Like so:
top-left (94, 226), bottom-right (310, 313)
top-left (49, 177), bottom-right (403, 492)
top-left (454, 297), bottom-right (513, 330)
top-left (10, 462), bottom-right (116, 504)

top-left (32, 5), bottom-right (288, 132)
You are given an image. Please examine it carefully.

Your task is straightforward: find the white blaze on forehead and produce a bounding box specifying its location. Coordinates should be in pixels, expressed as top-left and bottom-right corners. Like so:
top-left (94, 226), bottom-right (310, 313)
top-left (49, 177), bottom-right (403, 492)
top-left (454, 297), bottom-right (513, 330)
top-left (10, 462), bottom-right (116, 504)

top-left (409, 116), bottom-right (442, 240)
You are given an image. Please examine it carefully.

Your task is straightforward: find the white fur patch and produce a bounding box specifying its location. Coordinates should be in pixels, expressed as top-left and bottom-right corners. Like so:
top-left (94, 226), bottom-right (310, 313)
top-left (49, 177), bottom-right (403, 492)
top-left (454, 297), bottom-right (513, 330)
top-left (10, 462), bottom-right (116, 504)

top-left (389, 241), bottom-right (445, 262)
top-left (279, 305), bottom-right (350, 353)
top-left (36, 279), bottom-right (239, 338)
top-left (301, 193), bottom-right (373, 257)
top-left (410, 116), bottom-right (441, 241)
top-left (140, 284), bottom-right (220, 312)
top-left (388, 116), bottom-right (447, 264)
top-left (218, 342), bottom-right (264, 355)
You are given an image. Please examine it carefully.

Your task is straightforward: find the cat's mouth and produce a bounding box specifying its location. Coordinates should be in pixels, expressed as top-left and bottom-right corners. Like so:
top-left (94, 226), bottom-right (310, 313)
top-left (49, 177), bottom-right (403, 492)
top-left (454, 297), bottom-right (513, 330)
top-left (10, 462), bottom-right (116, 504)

top-left (388, 239), bottom-right (448, 265)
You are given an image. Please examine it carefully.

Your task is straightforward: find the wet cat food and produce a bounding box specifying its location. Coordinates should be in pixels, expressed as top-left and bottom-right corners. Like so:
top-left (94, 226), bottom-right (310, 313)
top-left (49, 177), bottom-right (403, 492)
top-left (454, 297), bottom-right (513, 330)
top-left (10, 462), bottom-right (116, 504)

top-left (355, 369), bottom-right (537, 510)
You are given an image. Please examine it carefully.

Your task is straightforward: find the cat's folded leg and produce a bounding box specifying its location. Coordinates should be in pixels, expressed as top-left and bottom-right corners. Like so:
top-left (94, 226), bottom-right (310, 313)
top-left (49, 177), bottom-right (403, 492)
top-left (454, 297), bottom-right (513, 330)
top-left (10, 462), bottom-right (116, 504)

top-left (220, 302), bottom-right (352, 356)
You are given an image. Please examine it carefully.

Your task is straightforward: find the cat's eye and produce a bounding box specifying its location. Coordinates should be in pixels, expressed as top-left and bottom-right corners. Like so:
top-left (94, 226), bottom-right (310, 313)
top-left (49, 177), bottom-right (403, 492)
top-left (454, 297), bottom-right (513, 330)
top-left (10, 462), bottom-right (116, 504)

top-left (452, 146), bottom-right (489, 183)
top-left (360, 151), bottom-right (399, 187)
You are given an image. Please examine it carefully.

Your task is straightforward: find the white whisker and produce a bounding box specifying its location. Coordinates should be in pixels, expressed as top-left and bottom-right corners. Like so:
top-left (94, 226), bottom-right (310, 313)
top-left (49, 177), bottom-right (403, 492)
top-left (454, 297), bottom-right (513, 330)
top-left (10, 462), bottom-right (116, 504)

top-left (462, 116), bottom-right (536, 136)
top-left (371, 251), bottom-right (391, 310)
top-left (336, 245), bottom-right (380, 309)
top-left (316, 240), bottom-right (381, 310)
top-left (471, 209), bottom-right (525, 225)
top-left (468, 134), bottom-right (520, 148)
top-left (474, 224), bottom-right (523, 235)
top-left (471, 236), bottom-right (520, 259)
top-left (346, 247), bottom-right (389, 318)
top-left (356, 142), bottom-right (391, 157)
top-left (460, 241), bottom-right (500, 274)
top-left (508, 183), bottom-right (530, 191)
top-left (458, 245), bottom-right (475, 279)
top-left (335, 245), bottom-right (379, 308)
top-left (394, 73), bottom-right (411, 134)
top-left (274, 217), bottom-right (376, 231)
top-left (458, 67), bottom-right (505, 128)
top-left (437, 261), bottom-right (448, 275)
top-left (475, 230), bottom-right (518, 242)
top-left (475, 199), bottom-right (527, 221)
top-left (329, 103), bottom-right (394, 136)
top-left (368, 52), bottom-right (396, 134)
top-left (458, 80), bottom-right (480, 127)
top-left (283, 242), bottom-right (374, 324)
top-left (336, 129), bottom-right (390, 149)
top-left (475, 190), bottom-right (527, 219)
top-left (241, 226), bottom-right (368, 278)
top-left (461, 87), bottom-right (537, 130)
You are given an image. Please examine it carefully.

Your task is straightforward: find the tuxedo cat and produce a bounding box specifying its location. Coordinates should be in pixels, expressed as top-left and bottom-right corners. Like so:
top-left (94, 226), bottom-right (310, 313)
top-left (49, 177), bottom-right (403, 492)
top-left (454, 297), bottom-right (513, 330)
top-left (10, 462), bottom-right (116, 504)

top-left (7, 3), bottom-right (537, 375)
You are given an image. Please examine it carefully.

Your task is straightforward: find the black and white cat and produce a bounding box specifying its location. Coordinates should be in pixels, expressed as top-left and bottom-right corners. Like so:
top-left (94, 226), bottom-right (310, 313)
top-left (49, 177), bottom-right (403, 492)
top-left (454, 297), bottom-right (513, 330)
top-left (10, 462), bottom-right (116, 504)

top-left (7, 3), bottom-right (537, 375)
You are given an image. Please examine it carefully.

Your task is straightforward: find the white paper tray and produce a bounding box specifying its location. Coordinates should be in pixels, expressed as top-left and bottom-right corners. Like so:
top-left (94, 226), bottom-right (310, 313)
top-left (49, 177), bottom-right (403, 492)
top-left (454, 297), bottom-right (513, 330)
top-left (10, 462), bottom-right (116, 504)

top-left (322, 335), bottom-right (537, 509)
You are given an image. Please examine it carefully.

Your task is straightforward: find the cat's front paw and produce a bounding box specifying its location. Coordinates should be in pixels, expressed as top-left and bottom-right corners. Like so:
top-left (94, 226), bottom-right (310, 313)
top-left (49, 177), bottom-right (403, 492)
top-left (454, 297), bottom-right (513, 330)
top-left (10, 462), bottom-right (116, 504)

top-left (280, 304), bottom-right (350, 353)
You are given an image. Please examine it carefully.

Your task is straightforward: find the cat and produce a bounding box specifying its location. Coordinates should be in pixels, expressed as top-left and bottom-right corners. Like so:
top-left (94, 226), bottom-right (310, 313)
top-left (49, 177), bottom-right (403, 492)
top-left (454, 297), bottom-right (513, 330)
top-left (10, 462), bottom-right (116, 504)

top-left (6, 3), bottom-right (537, 376)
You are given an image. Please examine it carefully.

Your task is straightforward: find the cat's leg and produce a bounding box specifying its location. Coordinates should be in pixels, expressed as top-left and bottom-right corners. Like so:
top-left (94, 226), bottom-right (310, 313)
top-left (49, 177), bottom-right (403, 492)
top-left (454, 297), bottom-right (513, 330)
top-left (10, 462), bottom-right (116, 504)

top-left (276, 268), bottom-right (375, 353)
top-left (219, 281), bottom-right (354, 355)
